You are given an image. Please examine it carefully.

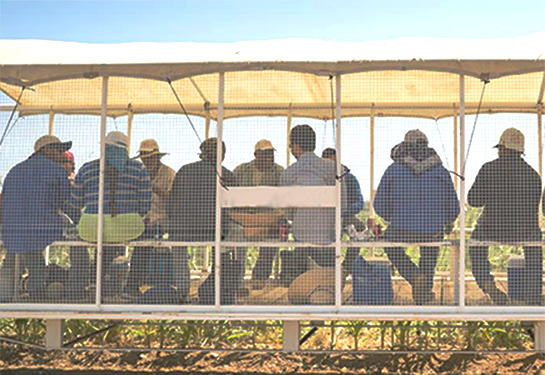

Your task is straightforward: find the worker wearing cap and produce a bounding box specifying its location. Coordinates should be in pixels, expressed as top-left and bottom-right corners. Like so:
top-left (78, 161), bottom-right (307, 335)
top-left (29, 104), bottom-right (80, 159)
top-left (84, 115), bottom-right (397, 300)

top-left (374, 129), bottom-right (459, 305)
top-left (69, 131), bottom-right (152, 298)
top-left (233, 139), bottom-right (285, 287)
top-left (0, 135), bottom-right (72, 302)
top-left (468, 128), bottom-right (542, 305)
top-left (123, 139), bottom-right (175, 298)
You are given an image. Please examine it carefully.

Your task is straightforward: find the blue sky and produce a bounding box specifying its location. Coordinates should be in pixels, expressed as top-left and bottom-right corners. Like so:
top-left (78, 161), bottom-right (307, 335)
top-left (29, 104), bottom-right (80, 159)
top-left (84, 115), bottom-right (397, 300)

top-left (1, 0), bottom-right (544, 43)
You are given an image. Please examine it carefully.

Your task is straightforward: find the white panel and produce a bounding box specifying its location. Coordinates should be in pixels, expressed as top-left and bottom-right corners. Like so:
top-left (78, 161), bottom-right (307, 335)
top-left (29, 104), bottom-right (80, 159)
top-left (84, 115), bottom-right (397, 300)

top-left (221, 186), bottom-right (337, 208)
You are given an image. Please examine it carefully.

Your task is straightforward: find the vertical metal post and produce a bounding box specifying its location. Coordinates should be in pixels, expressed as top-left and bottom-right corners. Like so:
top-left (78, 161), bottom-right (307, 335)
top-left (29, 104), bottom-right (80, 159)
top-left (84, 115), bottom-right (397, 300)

top-left (334, 75), bottom-right (342, 308)
top-left (96, 76), bottom-right (109, 306)
top-left (205, 109), bottom-right (211, 139)
top-left (46, 319), bottom-right (63, 349)
top-left (48, 111), bottom-right (55, 135)
top-left (282, 321), bottom-right (300, 352)
top-left (535, 321), bottom-right (545, 353)
top-left (286, 107), bottom-right (292, 167)
top-left (369, 104), bottom-right (375, 212)
top-left (214, 72), bottom-right (225, 308)
top-left (538, 105), bottom-right (543, 177)
top-left (458, 75), bottom-right (466, 308)
top-left (453, 105), bottom-right (459, 190)
top-left (127, 106), bottom-right (134, 153)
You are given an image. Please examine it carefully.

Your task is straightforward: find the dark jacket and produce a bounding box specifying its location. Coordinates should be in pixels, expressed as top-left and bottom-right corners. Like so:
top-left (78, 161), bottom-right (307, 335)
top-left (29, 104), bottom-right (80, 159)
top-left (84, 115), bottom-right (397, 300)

top-left (468, 154), bottom-right (541, 239)
top-left (374, 142), bottom-right (460, 234)
top-left (167, 159), bottom-right (236, 241)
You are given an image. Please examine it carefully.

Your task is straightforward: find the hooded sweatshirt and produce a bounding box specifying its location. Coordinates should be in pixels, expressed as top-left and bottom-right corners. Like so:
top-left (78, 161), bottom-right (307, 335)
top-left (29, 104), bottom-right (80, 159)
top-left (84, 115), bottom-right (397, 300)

top-left (374, 141), bottom-right (460, 234)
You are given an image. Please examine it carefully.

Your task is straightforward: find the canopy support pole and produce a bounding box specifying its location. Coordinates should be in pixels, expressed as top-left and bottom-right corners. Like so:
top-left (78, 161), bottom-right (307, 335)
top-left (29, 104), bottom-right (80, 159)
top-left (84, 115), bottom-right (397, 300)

top-left (286, 107), bottom-right (292, 167)
top-left (205, 109), bottom-right (211, 139)
top-left (96, 76), bottom-right (109, 307)
top-left (334, 75), bottom-right (342, 308)
top-left (450, 105), bottom-right (460, 293)
top-left (48, 111), bottom-right (55, 135)
top-left (453, 105), bottom-right (459, 190)
top-left (369, 104), bottom-right (375, 212)
top-left (458, 75), bottom-right (466, 308)
top-left (127, 105), bottom-right (134, 153)
top-left (538, 105), bottom-right (543, 177)
top-left (214, 72), bottom-right (225, 308)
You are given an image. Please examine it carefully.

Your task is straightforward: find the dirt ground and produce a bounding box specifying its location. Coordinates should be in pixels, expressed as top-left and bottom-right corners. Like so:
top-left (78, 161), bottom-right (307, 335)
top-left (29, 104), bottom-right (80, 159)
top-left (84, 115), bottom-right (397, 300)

top-left (2, 349), bottom-right (545, 374)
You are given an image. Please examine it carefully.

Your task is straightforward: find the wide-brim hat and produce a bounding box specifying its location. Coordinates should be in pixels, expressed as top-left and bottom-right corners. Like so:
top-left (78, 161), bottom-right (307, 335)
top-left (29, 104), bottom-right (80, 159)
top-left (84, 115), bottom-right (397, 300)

top-left (493, 127), bottom-right (524, 152)
top-left (134, 138), bottom-right (168, 159)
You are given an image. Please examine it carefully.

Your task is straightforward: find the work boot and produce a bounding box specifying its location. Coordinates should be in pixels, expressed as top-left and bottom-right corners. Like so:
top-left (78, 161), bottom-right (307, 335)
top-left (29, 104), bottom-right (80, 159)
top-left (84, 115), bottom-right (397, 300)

top-left (411, 274), bottom-right (435, 305)
top-left (482, 281), bottom-right (509, 306)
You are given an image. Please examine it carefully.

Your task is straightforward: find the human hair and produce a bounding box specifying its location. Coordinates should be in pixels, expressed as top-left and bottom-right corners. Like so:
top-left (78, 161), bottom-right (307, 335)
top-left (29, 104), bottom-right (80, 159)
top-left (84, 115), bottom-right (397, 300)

top-left (321, 147), bottom-right (336, 159)
top-left (290, 124), bottom-right (316, 152)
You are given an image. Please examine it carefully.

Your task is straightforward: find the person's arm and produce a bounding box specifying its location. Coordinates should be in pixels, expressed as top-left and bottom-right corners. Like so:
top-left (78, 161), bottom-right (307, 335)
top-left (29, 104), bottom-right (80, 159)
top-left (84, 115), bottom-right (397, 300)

top-left (344, 173), bottom-right (364, 216)
top-left (373, 165), bottom-right (393, 222)
top-left (442, 169), bottom-right (460, 224)
top-left (467, 164), bottom-right (489, 208)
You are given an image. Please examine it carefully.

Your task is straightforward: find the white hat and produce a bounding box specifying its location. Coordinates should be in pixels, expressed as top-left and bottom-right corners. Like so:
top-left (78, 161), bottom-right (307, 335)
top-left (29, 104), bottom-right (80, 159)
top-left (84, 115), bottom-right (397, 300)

top-left (34, 135), bottom-right (72, 152)
top-left (254, 139), bottom-right (275, 152)
top-left (105, 131), bottom-right (128, 149)
top-left (494, 128), bottom-right (524, 152)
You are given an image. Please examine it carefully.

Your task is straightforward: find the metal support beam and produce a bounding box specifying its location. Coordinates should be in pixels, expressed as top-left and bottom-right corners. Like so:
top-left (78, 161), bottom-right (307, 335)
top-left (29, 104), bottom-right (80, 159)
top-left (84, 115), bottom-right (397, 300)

top-left (334, 75), bottom-right (342, 308)
top-left (458, 75), bottom-right (466, 307)
top-left (286, 107), bottom-right (292, 167)
top-left (453, 105), bottom-right (459, 190)
top-left (282, 321), bottom-right (300, 352)
top-left (96, 76), bottom-right (109, 306)
top-left (48, 111), bottom-right (55, 136)
top-left (214, 72), bottom-right (225, 308)
top-left (205, 109), bottom-right (211, 139)
top-left (46, 319), bottom-right (63, 349)
top-left (535, 321), bottom-right (545, 353)
top-left (127, 106), bottom-right (134, 153)
top-left (369, 104), bottom-right (375, 212)
top-left (538, 105), bottom-right (543, 177)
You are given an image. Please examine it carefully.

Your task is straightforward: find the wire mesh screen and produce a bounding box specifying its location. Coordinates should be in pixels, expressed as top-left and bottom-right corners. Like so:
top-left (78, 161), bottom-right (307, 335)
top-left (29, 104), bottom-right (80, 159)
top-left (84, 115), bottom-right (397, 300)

top-left (0, 69), bottom-right (543, 311)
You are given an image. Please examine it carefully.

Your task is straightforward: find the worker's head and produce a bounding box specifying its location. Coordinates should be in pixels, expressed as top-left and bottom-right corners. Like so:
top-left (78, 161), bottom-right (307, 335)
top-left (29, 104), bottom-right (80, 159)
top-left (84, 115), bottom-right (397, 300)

top-left (403, 129), bottom-right (428, 148)
top-left (136, 139), bottom-right (167, 171)
top-left (253, 139), bottom-right (275, 171)
top-left (199, 137), bottom-right (226, 163)
top-left (289, 124), bottom-right (316, 159)
top-left (321, 147), bottom-right (336, 162)
top-left (34, 135), bottom-right (72, 164)
top-left (494, 128), bottom-right (524, 156)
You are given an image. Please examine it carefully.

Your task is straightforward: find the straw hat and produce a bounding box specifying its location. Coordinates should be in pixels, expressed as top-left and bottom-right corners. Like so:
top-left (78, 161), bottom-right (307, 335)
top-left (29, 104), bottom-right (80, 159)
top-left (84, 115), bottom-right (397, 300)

top-left (254, 139), bottom-right (275, 152)
top-left (105, 131), bottom-right (129, 149)
top-left (135, 139), bottom-right (167, 158)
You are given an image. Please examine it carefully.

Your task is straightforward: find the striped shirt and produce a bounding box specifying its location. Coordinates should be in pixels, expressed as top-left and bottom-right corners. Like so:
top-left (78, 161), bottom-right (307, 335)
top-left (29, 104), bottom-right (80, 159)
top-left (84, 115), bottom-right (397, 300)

top-left (70, 159), bottom-right (152, 221)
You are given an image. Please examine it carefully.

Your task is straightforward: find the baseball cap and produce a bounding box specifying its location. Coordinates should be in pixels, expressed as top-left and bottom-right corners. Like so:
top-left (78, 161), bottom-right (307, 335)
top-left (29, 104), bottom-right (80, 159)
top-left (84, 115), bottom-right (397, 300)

top-left (64, 151), bottom-right (75, 162)
top-left (105, 131), bottom-right (129, 149)
top-left (494, 128), bottom-right (524, 152)
top-left (254, 139), bottom-right (275, 152)
top-left (34, 135), bottom-right (72, 153)
top-left (404, 129), bottom-right (428, 145)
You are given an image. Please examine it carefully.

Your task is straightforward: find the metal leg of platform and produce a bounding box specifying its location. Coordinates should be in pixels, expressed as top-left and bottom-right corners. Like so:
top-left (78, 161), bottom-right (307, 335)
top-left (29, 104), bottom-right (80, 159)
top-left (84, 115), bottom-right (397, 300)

top-left (535, 321), bottom-right (545, 353)
top-left (282, 320), bottom-right (300, 352)
top-left (46, 319), bottom-right (64, 350)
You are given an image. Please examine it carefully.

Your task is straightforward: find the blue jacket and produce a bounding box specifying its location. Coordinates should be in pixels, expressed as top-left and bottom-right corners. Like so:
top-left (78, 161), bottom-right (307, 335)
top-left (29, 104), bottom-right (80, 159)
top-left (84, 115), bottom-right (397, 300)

top-left (343, 168), bottom-right (364, 217)
top-left (1, 154), bottom-right (70, 253)
top-left (374, 144), bottom-right (459, 234)
top-left (69, 158), bottom-right (152, 222)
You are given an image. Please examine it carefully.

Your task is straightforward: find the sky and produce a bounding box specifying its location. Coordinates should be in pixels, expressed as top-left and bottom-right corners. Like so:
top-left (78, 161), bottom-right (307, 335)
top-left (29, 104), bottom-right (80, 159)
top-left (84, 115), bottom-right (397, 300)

top-left (0, 0), bottom-right (544, 192)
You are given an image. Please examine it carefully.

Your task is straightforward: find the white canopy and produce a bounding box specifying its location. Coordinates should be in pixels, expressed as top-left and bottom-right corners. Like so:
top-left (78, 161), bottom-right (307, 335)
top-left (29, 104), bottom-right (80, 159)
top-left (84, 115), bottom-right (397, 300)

top-left (0, 33), bottom-right (544, 119)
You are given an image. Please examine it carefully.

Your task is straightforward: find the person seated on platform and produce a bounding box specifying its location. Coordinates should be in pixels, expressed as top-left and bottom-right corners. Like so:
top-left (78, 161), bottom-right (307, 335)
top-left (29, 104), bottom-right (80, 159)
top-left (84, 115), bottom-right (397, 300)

top-left (278, 125), bottom-right (346, 285)
top-left (68, 131), bottom-right (152, 298)
top-left (233, 139), bottom-right (285, 289)
top-left (321, 147), bottom-right (364, 274)
top-left (123, 139), bottom-right (176, 299)
top-left (167, 138), bottom-right (239, 304)
top-left (374, 129), bottom-right (459, 305)
top-left (0, 135), bottom-right (72, 302)
top-left (468, 128), bottom-right (542, 306)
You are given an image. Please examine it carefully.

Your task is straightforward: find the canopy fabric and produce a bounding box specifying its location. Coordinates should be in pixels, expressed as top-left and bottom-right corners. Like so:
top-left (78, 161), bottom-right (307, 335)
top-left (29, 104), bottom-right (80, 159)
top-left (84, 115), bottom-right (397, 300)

top-left (0, 33), bottom-right (544, 119)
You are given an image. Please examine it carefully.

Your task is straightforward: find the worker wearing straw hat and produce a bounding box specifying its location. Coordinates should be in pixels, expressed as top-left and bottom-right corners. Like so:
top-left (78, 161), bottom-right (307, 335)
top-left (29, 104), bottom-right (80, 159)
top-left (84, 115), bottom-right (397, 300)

top-left (123, 139), bottom-right (176, 298)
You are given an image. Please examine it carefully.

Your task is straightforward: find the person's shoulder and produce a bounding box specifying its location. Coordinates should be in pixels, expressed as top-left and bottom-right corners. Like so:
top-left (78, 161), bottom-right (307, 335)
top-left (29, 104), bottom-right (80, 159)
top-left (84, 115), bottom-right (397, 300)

top-left (234, 160), bottom-right (252, 173)
top-left (273, 163), bottom-right (285, 172)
